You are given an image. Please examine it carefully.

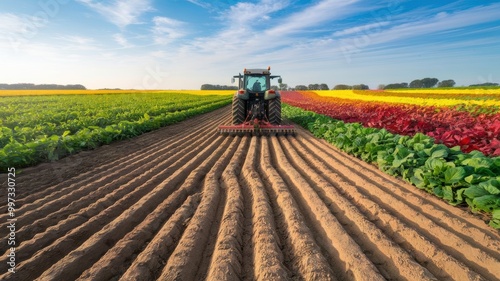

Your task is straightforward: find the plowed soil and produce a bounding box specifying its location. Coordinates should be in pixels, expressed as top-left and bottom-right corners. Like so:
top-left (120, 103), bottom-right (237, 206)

top-left (1, 106), bottom-right (499, 281)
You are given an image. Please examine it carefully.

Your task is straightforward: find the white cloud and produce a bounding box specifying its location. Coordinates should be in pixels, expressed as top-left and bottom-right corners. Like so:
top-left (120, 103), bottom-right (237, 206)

top-left (0, 12), bottom-right (49, 45)
top-left (333, 21), bottom-right (391, 37)
top-left (340, 3), bottom-right (500, 52)
top-left (113, 33), bottom-right (133, 48)
top-left (266, 0), bottom-right (360, 35)
top-left (185, 0), bottom-right (211, 9)
top-left (53, 35), bottom-right (100, 51)
top-left (220, 0), bottom-right (289, 26)
top-left (152, 16), bottom-right (185, 45)
top-left (77, 0), bottom-right (153, 28)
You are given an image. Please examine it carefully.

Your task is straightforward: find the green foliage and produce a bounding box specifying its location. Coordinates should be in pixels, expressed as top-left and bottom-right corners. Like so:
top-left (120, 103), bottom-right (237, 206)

top-left (283, 104), bottom-right (500, 229)
top-left (0, 93), bottom-right (231, 171)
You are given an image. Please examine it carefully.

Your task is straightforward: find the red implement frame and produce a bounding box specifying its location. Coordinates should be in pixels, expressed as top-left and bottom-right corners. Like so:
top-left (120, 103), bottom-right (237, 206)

top-left (218, 118), bottom-right (295, 136)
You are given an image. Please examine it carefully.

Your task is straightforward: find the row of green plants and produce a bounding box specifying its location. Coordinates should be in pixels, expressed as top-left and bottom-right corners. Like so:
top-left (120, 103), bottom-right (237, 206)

top-left (0, 93), bottom-right (231, 170)
top-left (283, 104), bottom-right (500, 229)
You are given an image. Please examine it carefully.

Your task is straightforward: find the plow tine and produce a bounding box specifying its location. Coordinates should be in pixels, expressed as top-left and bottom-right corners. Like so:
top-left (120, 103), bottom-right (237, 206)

top-left (217, 125), bottom-right (296, 136)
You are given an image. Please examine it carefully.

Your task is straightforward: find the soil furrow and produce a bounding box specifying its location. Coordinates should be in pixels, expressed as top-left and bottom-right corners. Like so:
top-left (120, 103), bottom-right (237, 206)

top-left (9, 130), bottom-right (220, 244)
top-left (76, 136), bottom-right (234, 280)
top-left (34, 135), bottom-right (226, 281)
top-left (120, 133), bottom-right (240, 281)
top-left (240, 136), bottom-right (288, 281)
top-left (117, 194), bottom-right (200, 281)
top-left (193, 136), bottom-right (244, 280)
top-left (204, 136), bottom-right (249, 280)
top-left (294, 132), bottom-right (497, 281)
top-left (158, 166), bottom-right (222, 280)
top-left (157, 136), bottom-right (241, 280)
top-left (297, 131), bottom-right (500, 255)
top-left (1, 132), bottom-right (222, 268)
top-left (259, 136), bottom-right (336, 280)
top-left (5, 134), bottom-right (224, 281)
top-left (280, 136), bottom-right (438, 281)
top-left (268, 136), bottom-right (384, 281)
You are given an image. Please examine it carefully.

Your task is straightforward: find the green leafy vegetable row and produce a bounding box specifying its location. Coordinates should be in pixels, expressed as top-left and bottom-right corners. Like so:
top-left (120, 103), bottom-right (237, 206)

top-left (283, 104), bottom-right (500, 229)
top-left (1, 93), bottom-right (231, 170)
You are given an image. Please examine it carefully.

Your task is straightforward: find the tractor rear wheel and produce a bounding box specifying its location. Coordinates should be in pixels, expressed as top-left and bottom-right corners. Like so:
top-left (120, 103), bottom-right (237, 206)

top-left (268, 96), bottom-right (281, 125)
top-left (232, 95), bottom-right (246, 125)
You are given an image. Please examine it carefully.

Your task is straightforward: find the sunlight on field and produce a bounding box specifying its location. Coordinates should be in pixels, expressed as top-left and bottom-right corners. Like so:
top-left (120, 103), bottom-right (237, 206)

top-left (313, 89), bottom-right (500, 107)
top-left (0, 89), bottom-right (234, 96)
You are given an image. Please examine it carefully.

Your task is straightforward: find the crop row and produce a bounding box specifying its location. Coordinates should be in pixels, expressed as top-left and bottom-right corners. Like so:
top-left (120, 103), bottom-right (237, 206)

top-left (314, 89), bottom-right (500, 111)
top-left (0, 92), bottom-right (231, 170)
top-left (282, 91), bottom-right (500, 156)
top-left (282, 104), bottom-right (500, 229)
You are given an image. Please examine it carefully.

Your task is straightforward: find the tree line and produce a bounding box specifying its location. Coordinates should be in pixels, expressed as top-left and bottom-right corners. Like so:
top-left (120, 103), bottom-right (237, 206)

top-left (200, 84), bottom-right (238, 90)
top-left (203, 79), bottom-right (499, 91)
top-left (0, 83), bottom-right (86, 90)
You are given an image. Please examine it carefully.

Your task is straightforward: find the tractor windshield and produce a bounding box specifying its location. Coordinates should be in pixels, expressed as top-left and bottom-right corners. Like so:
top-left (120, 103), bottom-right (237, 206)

top-left (246, 76), bottom-right (266, 92)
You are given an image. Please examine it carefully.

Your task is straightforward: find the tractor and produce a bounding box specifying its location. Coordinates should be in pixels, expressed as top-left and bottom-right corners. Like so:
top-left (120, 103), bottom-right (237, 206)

top-left (218, 67), bottom-right (295, 136)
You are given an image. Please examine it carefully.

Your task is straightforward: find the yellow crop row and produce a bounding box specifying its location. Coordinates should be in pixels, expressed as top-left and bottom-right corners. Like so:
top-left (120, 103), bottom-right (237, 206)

top-left (0, 89), bottom-right (234, 96)
top-left (313, 90), bottom-right (500, 107)
top-left (385, 88), bottom-right (500, 95)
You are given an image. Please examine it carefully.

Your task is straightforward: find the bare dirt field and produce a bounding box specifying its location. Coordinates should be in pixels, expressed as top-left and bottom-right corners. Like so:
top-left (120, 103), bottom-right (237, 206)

top-left (1, 106), bottom-right (499, 280)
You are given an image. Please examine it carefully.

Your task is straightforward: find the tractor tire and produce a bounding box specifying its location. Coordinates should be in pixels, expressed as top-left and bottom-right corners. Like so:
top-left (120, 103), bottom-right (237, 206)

top-left (232, 95), bottom-right (246, 125)
top-left (267, 96), bottom-right (282, 125)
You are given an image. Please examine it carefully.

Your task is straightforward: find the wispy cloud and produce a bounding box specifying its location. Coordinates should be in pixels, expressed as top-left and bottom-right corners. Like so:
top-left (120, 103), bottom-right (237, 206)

top-left (152, 17), bottom-right (185, 45)
top-left (185, 0), bottom-right (211, 9)
top-left (339, 3), bottom-right (500, 53)
top-left (0, 12), bottom-right (48, 41)
top-left (113, 33), bottom-right (133, 48)
top-left (266, 0), bottom-right (360, 35)
top-left (55, 35), bottom-right (100, 51)
top-left (77, 0), bottom-right (153, 28)
top-left (333, 21), bottom-right (391, 37)
top-left (220, 0), bottom-right (289, 26)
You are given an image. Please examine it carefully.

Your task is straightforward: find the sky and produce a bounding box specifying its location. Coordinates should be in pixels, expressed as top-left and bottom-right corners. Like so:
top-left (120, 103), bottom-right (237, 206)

top-left (1, 0), bottom-right (499, 90)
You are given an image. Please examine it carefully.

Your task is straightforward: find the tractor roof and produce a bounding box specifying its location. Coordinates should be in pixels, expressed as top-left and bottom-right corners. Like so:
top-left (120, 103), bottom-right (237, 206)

top-left (243, 68), bottom-right (271, 75)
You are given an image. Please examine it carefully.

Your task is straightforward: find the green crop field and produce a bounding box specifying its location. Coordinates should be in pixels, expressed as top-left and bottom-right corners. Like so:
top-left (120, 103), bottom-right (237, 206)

top-left (0, 91), bottom-right (231, 170)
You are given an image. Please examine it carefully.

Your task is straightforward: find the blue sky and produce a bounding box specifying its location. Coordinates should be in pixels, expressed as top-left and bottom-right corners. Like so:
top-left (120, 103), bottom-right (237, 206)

top-left (1, 0), bottom-right (499, 89)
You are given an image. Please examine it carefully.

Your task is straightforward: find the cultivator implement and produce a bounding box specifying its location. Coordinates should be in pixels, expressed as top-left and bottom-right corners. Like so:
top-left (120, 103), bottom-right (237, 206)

top-left (218, 119), bottom-right (295, 136)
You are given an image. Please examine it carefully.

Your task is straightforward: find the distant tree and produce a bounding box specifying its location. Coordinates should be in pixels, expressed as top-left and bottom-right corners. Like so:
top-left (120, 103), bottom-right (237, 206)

top-left (201, 84), bottom-right (237, 90)
top-left (384, 83), bottom-right (408, 89)
top-left (377, 84), bottom-right (385, 90)
top-left (295, 85), bottom-right (308, 90)
top-left (421, 78), bottom-right (439, 88)
top-left (308, 84), bottom-right (319, 90)
top-left (319, 83), bottom-right (329, 90)
top-left (469, 82), bottom-right (499, 87)
top-left (352, 84), bottom-right (369, 90)
top-left (409, 79), bottom-right (424, 88)
top-left (0, 83), bottom-right (86, 89)
top-left (279, 83), bottom-right (288, 90)
top-left (438, 79), bottom-right (455, 87)
top-left (333, 84), bottom-right (351, 90)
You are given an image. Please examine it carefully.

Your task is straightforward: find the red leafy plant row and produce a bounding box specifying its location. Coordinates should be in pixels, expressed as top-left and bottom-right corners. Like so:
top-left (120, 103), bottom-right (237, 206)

top-left (282, 91), bottom-right (500, 156)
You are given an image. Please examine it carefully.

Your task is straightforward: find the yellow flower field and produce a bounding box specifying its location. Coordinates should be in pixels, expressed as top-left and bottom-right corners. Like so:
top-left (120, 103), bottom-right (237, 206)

top-left (313, 89), bottom-right (500, 108)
